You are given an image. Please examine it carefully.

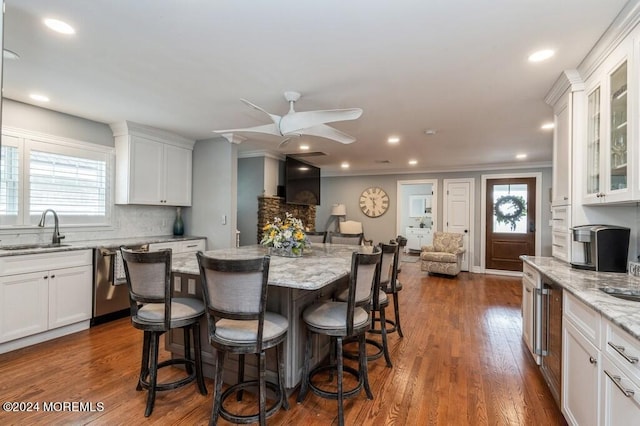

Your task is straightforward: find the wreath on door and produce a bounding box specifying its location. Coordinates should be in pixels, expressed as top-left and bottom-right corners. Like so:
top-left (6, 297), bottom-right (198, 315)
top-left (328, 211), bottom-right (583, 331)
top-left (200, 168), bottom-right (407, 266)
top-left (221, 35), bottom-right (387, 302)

top-left (494, 195), bottom-right (527, 231)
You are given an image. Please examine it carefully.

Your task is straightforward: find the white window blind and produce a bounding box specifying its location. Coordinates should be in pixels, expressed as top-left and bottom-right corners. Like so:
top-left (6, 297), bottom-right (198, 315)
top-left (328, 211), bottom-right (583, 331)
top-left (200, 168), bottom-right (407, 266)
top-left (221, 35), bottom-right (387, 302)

top-left (0, 142), bottom-right (20, 226)
top-left (1, 131), bottom-right (112, 228)
top-left (29, 150), bottom-right (106, 216)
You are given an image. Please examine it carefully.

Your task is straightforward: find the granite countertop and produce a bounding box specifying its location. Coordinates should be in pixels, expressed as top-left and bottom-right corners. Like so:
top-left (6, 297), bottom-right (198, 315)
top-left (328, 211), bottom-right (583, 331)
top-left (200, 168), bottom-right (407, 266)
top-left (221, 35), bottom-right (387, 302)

top-left (521, 256), bottom-right (640, 341)
top-left (173, 243), bottom-right (363, 290)
top-left (0, 235), bottom-right (205, 257)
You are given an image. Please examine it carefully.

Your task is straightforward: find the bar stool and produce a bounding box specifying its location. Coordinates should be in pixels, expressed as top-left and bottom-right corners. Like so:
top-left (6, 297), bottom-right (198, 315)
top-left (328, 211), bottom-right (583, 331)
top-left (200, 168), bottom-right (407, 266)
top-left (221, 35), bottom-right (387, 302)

top-left (370, 241), bottom-right (403, 338)
top-left (197, 252), bottom-right (289, 426)
top-left (297, 248), bottom-right (381, 426)
top-left (120, 247), bottom-right (207, 417)
top-left (336, 241), bottom-right (394, 367)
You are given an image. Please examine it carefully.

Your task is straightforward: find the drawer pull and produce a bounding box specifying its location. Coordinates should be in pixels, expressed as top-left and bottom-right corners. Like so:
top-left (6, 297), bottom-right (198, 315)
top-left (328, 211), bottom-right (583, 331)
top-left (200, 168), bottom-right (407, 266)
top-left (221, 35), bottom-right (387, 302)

top-left (186, 244), bottom-right (198, 248)
top-left (604, 370), bottom-right (635, 397)
top-left (525, 288), bottom-right (532, 293)
top-left (552, 243), bottom-right (563, 248)
top-left (608, 342), bottom-right (639, 364)
top-left (525, 271), bottom-right (533, 278)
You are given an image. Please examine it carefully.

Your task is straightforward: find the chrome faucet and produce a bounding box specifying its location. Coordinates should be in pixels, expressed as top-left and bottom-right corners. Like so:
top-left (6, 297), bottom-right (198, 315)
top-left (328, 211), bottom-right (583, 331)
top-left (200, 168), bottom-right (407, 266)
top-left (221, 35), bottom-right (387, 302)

top-left (38, 209), bottom-right (65, 245)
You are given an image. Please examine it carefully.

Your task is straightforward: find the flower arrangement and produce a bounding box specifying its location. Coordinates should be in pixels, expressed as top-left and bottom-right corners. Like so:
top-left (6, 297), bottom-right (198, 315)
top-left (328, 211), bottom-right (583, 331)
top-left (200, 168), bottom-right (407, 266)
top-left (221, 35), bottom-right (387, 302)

top-left (260, 213), bottom-right (310, 256)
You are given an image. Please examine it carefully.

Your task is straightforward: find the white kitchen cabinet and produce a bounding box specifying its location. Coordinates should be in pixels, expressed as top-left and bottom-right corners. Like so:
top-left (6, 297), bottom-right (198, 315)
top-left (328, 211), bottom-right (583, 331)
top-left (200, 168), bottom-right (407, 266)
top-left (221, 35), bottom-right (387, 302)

top-left (547, 73), bottom-right (584, 207)
top-left (563, 319), bottom-right (600, 426)
top-left (48, 265), bottom-right (93, 329)
top-left (583, 41), bottom-right (634, 205)
top-left (551, 205), bottom-right (571, 263)
top-left (522, 262), bottom-right (541, 364)
top-left (405, 227), bottom-right (432, 251)
top-left (601, 355), bottom-right (640, 426)
top-left (0, 271), bottom-right (49, 342)
top-left (0, 250), bottom-right (93, 348)
top-left (111, 121), bottom-right (195, 207)
top-left (148, 238), bottom-right (206, 254)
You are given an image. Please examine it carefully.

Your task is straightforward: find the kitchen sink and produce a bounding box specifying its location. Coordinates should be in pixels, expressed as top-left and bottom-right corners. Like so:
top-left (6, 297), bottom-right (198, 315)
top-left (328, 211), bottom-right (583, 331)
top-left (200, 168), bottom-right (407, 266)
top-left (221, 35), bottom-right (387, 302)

top-left (0, 243), bottom-right (71, 251)
top-left (599, 286), bottom-right (640, 302)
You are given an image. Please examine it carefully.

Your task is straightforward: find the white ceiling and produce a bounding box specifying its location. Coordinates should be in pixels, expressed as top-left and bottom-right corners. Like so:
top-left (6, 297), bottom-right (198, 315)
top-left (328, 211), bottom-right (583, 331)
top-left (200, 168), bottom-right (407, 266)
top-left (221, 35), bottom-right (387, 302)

top-left (2, 0), bottom-right (630, 174)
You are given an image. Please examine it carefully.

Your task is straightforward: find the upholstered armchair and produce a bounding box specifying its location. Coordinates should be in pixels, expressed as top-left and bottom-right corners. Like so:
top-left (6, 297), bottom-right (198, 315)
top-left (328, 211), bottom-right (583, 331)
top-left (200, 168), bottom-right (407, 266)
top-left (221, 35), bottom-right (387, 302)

top-left (420, 232), bottom-right (465, 276)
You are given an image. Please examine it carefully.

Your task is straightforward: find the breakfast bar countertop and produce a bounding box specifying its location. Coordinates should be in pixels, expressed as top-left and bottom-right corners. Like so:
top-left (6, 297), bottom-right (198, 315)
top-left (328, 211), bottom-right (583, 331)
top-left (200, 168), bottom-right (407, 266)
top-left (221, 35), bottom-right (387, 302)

top-left (172, 243), bottom-right (362, 290)
top-left (521, 256), bottom-right (640, 341)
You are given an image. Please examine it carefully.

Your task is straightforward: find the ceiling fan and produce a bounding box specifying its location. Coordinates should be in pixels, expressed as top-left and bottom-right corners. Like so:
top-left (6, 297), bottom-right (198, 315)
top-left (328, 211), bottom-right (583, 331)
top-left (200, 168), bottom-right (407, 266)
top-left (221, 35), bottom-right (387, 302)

top-left (213, 91), bottom-right (363, 145)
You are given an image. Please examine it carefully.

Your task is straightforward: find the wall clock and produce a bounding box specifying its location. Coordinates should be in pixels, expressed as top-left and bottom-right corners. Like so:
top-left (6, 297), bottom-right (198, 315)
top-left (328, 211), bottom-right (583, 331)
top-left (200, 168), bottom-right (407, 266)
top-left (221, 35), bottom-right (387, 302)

top-left (359, 187), bottom-right (389, 218)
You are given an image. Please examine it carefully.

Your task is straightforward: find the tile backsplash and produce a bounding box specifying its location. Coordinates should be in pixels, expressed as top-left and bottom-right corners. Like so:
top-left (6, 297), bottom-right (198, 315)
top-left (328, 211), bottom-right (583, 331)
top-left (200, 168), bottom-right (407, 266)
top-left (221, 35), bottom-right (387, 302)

top-left (0, 205), bottom-right (181, 245)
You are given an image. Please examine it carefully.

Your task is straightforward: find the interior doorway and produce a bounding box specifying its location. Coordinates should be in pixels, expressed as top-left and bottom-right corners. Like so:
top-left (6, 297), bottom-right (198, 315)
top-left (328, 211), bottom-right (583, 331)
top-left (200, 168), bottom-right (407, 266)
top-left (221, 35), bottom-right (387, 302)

top-left (396, 179), bottom-right (438, 254)
top-left (481, 173), bottom-right (542, 273)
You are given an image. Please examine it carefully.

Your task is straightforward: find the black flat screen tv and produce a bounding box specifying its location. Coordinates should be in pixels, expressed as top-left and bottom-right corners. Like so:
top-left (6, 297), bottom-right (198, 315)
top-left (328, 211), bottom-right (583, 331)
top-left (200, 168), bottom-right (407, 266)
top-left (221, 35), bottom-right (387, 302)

top-left (285, 156), bottom-right (320, 205)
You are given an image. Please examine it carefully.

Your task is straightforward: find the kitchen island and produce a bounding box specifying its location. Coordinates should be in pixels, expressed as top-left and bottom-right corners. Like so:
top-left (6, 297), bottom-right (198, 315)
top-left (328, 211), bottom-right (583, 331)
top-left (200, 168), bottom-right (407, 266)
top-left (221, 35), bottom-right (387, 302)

top-left (169, 243), bottom-right (365, 389)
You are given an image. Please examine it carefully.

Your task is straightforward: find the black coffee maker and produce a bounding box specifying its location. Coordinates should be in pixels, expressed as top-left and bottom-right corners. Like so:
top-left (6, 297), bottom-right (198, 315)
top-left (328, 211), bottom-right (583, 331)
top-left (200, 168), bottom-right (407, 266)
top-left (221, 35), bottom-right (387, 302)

top-left (570, 225), bottom-right (630, 272)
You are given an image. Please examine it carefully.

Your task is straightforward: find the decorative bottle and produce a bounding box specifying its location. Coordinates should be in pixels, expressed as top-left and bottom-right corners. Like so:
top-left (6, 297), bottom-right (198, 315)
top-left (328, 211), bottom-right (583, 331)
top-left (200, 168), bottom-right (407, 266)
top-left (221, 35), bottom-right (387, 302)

top-left (173, 207), bottom-right (184, 236)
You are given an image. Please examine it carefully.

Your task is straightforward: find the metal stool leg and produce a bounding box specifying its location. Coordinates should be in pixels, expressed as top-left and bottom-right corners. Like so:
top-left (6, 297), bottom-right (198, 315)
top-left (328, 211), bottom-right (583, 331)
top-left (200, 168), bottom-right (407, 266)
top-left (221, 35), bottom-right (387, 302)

top-left (137, 331), bottom-right (151, 391)
top-left (336, 337), bottom-right (344, 426)
top-left (211, 349), bottom-right (225, 426)
top-left (393, 293), bottom-right (403, 337)
top-left (144, 332), bottom-right (160, 417)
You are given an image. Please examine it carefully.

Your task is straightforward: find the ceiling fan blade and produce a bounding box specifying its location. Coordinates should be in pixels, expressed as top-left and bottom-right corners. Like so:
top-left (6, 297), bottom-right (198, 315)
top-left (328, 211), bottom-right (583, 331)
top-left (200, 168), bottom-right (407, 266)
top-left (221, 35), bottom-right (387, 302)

top-left (300, 124), bottom-right (357, 144)
top-left (213, 123), bottom-right (281, 136)
top-left (240, 98), bottom-right (281, 124)
top-left (279, 108), bottom-right (363, 135)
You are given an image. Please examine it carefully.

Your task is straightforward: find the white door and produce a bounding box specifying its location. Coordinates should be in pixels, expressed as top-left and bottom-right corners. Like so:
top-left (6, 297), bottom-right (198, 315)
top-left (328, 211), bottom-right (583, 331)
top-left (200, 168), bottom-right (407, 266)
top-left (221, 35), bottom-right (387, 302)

top-left (444, 179), bottom-right (473, 271)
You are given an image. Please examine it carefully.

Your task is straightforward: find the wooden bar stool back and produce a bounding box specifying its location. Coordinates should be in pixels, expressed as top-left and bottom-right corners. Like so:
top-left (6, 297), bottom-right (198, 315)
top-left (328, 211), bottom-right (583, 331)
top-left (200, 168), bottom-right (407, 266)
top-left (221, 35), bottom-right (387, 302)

top-left (120, 247), bottom-right (207, 417)
top-left (297, 247), bottom-right (381, 426)
top-left (197, 253), bottom-right (289, 426)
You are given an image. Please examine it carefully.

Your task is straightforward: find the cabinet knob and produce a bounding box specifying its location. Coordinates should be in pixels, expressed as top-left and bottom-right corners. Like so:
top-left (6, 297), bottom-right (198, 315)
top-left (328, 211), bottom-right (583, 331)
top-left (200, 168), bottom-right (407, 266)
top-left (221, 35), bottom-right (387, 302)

top-left (589, 356), bottom-right (597, 364)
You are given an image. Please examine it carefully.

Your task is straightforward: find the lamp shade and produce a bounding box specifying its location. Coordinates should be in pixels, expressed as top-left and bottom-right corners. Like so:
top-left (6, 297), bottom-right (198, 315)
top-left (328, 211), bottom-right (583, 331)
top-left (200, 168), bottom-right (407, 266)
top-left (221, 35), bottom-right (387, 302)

top-left (331, 203), bottom-right (346, 216)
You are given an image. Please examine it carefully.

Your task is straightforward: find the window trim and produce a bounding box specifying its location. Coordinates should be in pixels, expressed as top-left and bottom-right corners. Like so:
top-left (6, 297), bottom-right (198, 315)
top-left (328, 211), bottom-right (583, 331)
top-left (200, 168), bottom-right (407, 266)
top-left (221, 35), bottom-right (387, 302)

top-left (1, 126), bottom-right (114, 231)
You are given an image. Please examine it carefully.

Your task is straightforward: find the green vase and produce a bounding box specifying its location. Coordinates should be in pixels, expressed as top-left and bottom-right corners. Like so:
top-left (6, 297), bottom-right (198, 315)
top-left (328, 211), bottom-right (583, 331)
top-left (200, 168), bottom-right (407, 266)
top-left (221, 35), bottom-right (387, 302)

top-left (173, 207), bottom-right (184, 236)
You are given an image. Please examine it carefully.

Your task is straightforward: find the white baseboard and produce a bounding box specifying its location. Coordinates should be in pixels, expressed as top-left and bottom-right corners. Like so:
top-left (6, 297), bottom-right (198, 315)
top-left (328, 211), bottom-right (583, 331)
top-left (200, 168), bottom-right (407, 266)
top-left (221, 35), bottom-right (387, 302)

top-left (0, 320), bottom-right (90, 355)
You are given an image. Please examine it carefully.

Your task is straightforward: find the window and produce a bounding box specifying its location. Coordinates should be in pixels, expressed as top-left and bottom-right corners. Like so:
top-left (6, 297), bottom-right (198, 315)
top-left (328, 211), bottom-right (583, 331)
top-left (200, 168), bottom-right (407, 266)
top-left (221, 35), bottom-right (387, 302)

top-left (1, 131), bottom-right (112, 228)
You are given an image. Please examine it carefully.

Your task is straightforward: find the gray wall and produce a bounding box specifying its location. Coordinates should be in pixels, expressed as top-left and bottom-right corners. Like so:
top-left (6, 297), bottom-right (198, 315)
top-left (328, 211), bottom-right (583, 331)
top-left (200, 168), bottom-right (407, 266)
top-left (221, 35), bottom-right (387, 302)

top-left (317, 167), bottom-right (553, 270)
top-left (3, 98), bottom-right (114, 146)
top-left (237, 157), bottom-right (265, 246)
top-left (187, 137), bottom-right (237, 249)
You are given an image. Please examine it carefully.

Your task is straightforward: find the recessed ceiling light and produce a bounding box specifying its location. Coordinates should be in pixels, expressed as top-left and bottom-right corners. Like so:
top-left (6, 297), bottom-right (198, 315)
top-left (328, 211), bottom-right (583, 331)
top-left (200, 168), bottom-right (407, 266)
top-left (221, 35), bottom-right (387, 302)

top-left (516, 154), bottom-right (527, 160)
top-left (388, 136), bottom-right (400, 144)
top-left (541, 122), bottom-right (555, 130)
top-left (424, 129), bottom-right (437, 136)
top-left (44, 18), bottom-right (75, 35)
top-left (341, 162), bottom-right (349, 169)
top-left (528, 49), bottom-right (555, 62)
top-left (408, 159), bottom-right (418, 165)
top-left (29, 93), bottom-right (50, 102)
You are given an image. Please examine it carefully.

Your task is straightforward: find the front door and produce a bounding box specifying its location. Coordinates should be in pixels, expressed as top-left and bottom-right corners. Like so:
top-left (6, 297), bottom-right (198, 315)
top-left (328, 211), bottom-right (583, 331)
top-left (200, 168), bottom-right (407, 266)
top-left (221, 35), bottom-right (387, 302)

top-left (485, 177), bottom-right (536, 271)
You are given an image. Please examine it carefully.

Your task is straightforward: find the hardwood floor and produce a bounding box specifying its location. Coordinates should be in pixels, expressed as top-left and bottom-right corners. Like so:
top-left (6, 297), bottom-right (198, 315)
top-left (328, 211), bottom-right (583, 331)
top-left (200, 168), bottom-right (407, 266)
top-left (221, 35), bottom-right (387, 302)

top-left (0, 261), bottom-right (565, 425)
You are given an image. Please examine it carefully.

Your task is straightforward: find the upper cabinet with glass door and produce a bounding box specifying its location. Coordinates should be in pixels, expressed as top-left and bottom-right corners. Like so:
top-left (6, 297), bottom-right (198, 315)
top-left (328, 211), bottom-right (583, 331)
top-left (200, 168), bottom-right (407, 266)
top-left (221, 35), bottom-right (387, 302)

top-left (582, 41), bottom-right (633, 205)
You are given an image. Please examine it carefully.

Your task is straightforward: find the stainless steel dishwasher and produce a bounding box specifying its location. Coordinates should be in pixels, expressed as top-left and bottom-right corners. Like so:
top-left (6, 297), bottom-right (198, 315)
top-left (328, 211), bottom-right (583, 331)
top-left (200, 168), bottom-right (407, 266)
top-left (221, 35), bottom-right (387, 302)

top-left (92, 244), bottom-right (148, 325)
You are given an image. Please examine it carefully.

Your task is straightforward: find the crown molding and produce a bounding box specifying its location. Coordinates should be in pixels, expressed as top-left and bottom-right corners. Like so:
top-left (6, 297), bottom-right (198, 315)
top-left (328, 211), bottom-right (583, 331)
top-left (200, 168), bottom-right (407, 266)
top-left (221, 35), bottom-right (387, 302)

top-left (109, 120), bottom-right (194, 148)
top-left (320, 161), bottom-right (552, 177)
top-left (577, 0), bottom-right (640, 81)
top-left (545, 70), bottom-right (585, 106)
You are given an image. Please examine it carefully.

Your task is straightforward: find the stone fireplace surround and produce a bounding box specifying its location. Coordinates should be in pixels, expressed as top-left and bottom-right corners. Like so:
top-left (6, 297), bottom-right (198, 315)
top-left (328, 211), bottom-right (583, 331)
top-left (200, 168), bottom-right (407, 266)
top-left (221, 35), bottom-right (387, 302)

top-left (257, 196), bottom-right (317, 244)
